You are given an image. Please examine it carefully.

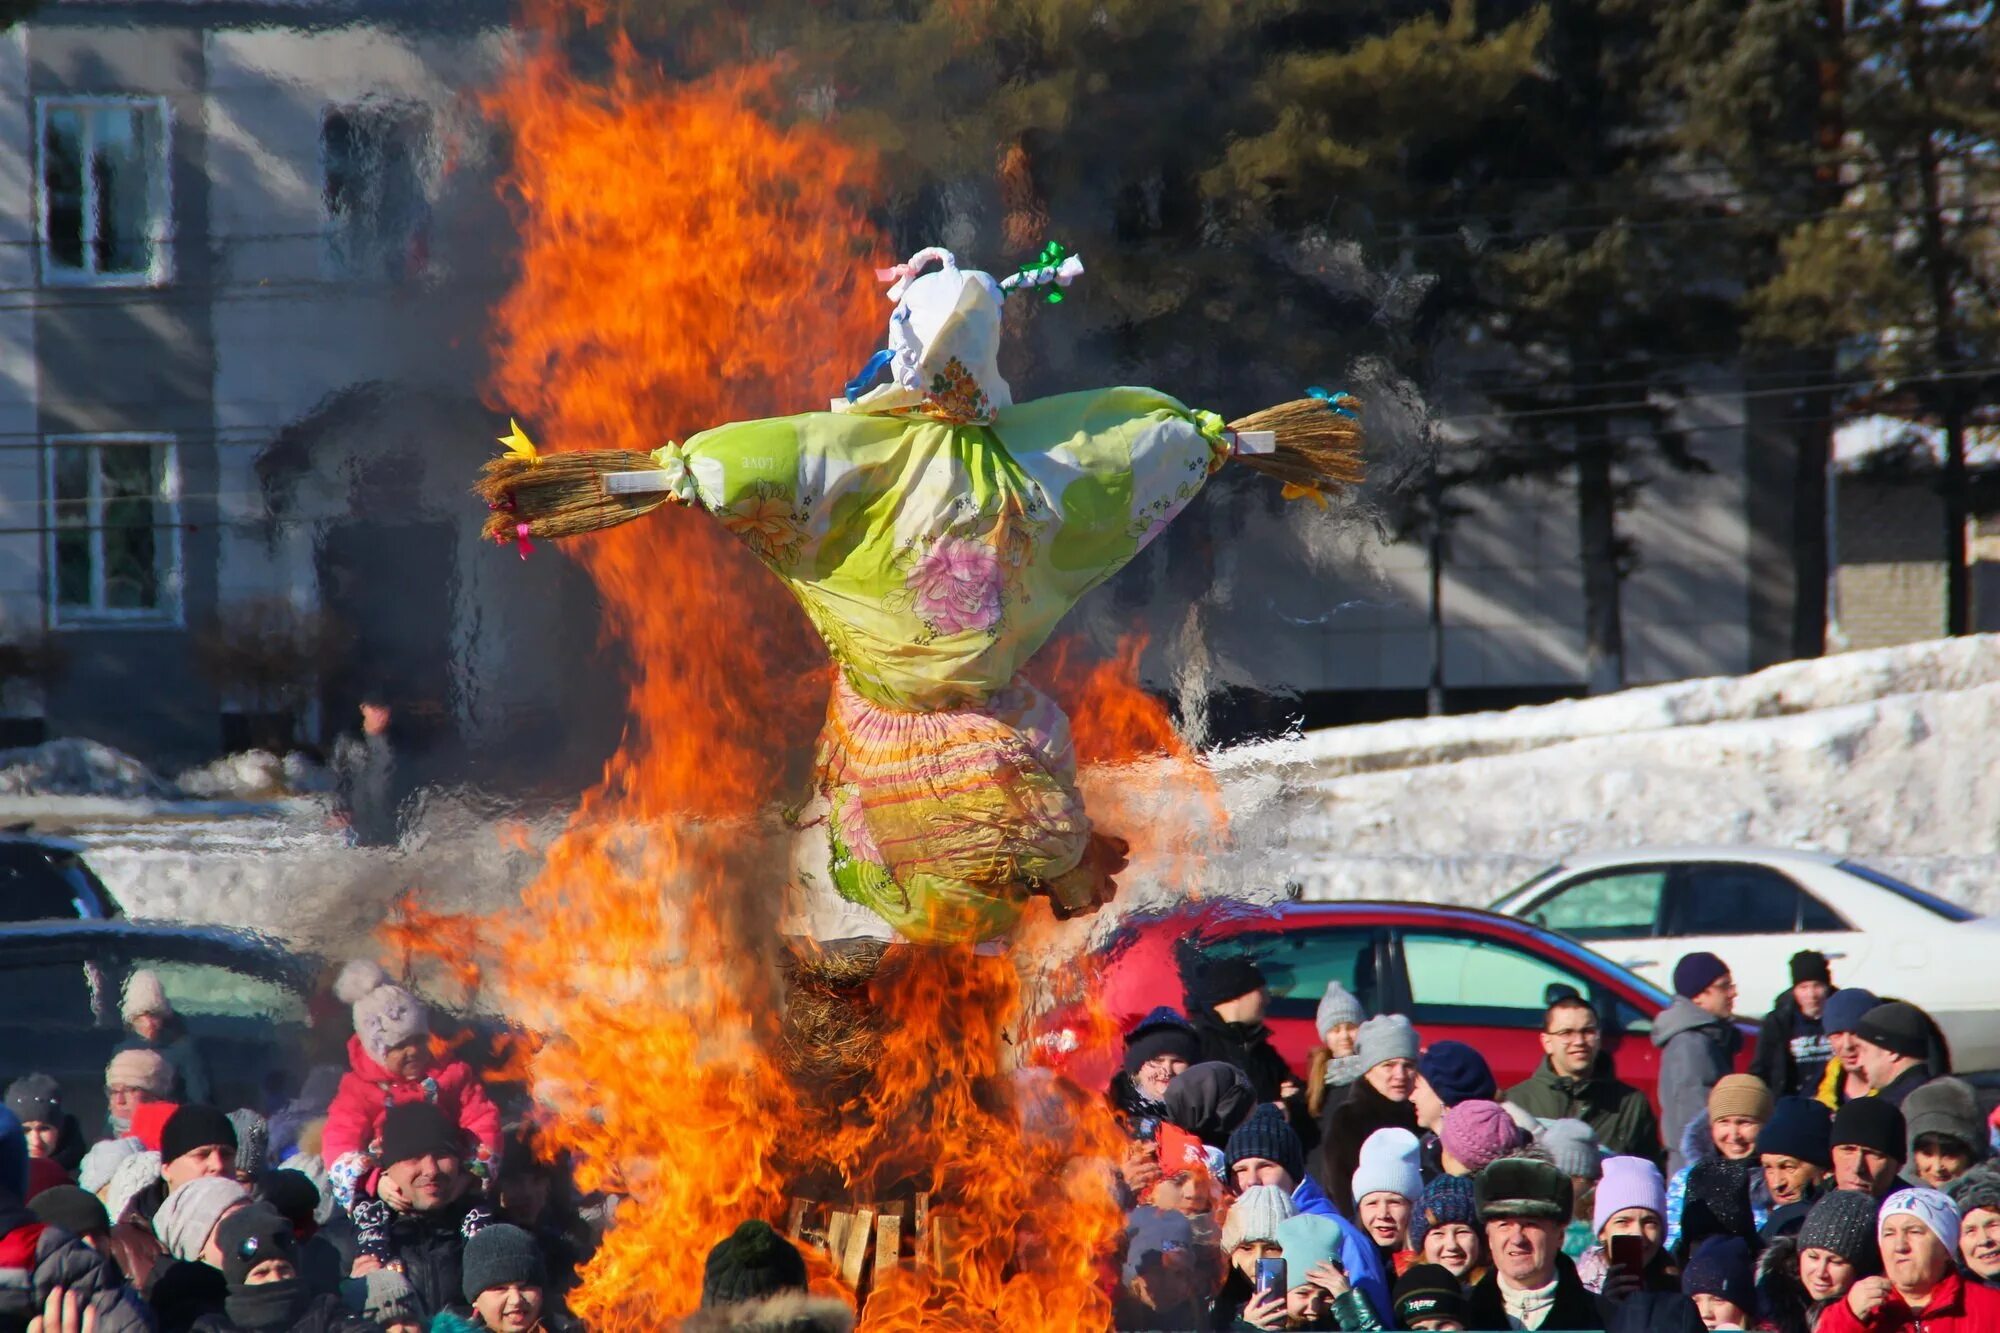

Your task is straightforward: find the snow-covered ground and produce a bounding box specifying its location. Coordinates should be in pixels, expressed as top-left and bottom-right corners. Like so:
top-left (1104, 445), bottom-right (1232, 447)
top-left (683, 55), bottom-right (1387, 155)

top-left (19, 635), bottom-right (2000, 954)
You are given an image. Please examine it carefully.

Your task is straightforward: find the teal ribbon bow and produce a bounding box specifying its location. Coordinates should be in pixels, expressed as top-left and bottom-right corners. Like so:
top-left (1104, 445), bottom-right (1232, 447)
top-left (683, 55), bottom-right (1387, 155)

top-left (1307, 386), bottom-right (1359, 419)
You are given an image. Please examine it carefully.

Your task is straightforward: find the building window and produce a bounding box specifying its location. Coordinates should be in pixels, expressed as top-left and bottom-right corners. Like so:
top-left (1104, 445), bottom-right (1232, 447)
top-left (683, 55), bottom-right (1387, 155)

top-left (38, 98), bottom-right (171, 285)
top-left (47, 436), bottom-right (182, 625)
top-left (322, 102), bottom-right (433, 282)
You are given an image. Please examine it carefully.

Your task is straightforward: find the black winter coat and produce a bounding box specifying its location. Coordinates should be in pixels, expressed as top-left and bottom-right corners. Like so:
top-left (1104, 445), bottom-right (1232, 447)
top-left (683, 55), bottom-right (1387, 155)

top-left (187, 1291), bottom-right (378, 1333)
top-left (145, 1258), bottom-right (228, 1333)
top-left (1750, 991), bottom-right (1832, 1098)
top-left (1464, 1254), bottom-right (1607, 1331)
top-left (0, 1207), bottom-right (155, 1333)
top-left (312, 1196), bottom-right (489, 1319)
top-left (1312, 1078), bottom-right (1418, 1219)
top-left (1189, 1008), bottom-right (1317, 1153)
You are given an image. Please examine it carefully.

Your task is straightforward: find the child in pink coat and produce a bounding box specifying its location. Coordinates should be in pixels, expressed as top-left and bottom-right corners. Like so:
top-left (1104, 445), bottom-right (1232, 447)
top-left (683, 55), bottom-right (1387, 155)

top-left (323, 960), bottom-right (501, 1216)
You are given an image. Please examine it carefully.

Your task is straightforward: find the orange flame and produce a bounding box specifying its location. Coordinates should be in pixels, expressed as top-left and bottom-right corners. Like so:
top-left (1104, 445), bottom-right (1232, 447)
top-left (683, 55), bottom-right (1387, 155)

top-left (375, 28), bottom-right (1230, 1332)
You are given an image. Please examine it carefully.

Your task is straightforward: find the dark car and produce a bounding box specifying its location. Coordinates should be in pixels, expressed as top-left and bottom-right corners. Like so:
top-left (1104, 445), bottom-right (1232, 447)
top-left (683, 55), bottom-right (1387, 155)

top-left (0, 920), bottom-right (323, 1131)
top-left (0, 831), bottom-right (122, 920)
top-left (1035, 899), bottom-right (1756, 1102)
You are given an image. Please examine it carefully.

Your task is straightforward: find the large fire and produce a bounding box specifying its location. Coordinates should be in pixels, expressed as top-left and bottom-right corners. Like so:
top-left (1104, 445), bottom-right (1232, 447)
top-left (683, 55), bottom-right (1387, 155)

top-left (393, 24), bottom-right (1223, 1331)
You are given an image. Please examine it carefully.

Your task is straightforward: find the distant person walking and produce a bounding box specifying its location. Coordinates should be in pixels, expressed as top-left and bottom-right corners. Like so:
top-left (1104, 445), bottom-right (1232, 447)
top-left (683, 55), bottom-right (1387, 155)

top-left (332, 700), bottom-right (398, 847)
top-left (1655, 953), bottom-right (1743, 1175)
top-left (1753, 951), bottom-right (1836, 1099)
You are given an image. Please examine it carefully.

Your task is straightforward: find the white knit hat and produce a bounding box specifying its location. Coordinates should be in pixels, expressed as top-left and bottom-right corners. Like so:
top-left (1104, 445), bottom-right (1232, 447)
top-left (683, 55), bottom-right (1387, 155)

top-left (335, 960), bottom-right (429, 1064)
top-left (103, 1150), bottom-right (162, 1226)
top-left (1353, 1127), bottom-right (1424, 1205)
top-left (121, 970), bottom-right (173, 1021)
top-left (153, 1176), bottom-right (247, 1262)
top-left (79, 1137), bottom-right (143, 1196)
top-left (1880, 1186), bottom-right (1962, 1257)
top-left (1221, 1184), bottom-right (1297, 1253)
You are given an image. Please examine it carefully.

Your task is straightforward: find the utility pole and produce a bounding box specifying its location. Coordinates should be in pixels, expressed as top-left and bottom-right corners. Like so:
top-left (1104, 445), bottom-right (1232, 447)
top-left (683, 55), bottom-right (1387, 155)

top-left (1425, 429), bottom-right (1446, 716)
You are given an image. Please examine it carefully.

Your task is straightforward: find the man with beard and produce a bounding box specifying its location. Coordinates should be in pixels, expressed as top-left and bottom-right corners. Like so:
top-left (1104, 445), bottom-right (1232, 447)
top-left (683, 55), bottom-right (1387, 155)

top-left (316, 1103), bottom-right (494, 1316)
top-left (1820, 1187), bottom-right (2000, 1330)
top-left (1947, 1168), bottom-right (2000, 1289)
top-left (1752, 952), bottom-right (1837, 1099)
top-left (1464, 1158), bottom-right (1606, 1330)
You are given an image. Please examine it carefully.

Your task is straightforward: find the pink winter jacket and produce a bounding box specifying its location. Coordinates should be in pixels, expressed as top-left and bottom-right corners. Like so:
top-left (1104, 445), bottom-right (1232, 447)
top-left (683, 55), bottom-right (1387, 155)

top-left (321, 1035), bottom-right (503, 1167)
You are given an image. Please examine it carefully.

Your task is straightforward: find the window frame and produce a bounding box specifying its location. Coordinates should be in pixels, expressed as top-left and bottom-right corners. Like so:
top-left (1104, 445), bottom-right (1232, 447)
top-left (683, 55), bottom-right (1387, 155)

top-left (44, 433), bottom-right (185, 628)
top-left (35, 95), bottom-right (175, 288)
top-left (1389, 926), bottom-right (1623, 1033)
top-left (1662, 861), bottom-right (1824, 937)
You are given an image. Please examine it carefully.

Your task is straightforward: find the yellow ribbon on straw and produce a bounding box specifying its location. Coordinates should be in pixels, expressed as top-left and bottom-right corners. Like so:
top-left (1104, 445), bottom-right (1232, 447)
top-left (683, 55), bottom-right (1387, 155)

top-left (497, 419), bottom-right (540, 465)
top-left (1281, 482), bottom-right (1329, 510)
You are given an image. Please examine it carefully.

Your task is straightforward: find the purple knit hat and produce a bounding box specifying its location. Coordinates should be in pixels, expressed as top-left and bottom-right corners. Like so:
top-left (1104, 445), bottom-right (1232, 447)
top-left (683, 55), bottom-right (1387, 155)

top-left (1592, 1155), bottom-right (1669, 1235)
top-left (1439, 1100), bottom-right (1529, 1174)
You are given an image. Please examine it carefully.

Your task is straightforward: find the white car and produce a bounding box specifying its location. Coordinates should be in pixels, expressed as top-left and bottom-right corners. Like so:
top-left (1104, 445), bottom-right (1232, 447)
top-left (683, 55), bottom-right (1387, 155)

top-left (1488, 846), bottom-right (2000, 1071)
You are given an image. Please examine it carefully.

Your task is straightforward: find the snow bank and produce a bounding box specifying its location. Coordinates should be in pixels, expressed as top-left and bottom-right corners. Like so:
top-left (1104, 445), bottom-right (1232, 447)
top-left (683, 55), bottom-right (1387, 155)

top-left (0, 740), bottom-right (176, 799)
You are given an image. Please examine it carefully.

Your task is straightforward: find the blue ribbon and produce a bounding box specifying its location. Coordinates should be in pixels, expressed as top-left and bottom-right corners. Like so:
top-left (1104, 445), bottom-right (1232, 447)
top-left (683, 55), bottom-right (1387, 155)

top-left (844, 348), bottom-right (895, 403)
top-left (1306, 386), bottom-right (1359, 419)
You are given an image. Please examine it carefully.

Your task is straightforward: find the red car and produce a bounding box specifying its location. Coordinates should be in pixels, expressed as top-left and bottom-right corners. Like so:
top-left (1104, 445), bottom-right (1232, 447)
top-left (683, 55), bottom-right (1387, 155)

top-left (1038, 899), bottom-right (1755, 1104)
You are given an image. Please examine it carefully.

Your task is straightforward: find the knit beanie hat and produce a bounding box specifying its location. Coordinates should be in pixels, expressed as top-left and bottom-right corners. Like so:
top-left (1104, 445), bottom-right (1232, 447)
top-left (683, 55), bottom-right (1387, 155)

top-left (1790, 951), bottom-right (1832, 986)
top-left (31, 1185), bottom-right (109, 1239)
top-left (1880, 1186), bottom-right (1961, 1256)
top-left (1356, 1014), bottom-right (1419, 1074)
top-left (1903, 1077), bottom-right (1986, 1162)
top-left (1352, 1128), bottom-right (1424, 1205)
top-left (78, 1137), bottom-right (141, 1196)
top-left (1799, 1188), bottom-right (1880, 1266)
top-left (5, 1075), bottom-right (61, 1128)
top-left (262, 1169), bottom-right (321, 1230)
top-left (1410, 1174), bottom-right (1479, 1249)
top-left (0, 1109), bottom-right (25, 1202)
top-left (700, 1219), bottom-right (809, 1307)
top-left (153, 1175), bottom-right (248, 1262)
top-left (1822, 988), bottom-right (1881, 1036)
top-left (1949, 1166), bottom-right (2000, 1222)
top-left (1593, 1156), bottom-right (1668, 1235)
top-left (1440, 1100), bottom-right (1529, 1174)
top-left (228, 1110), bottom-right (270, 1178)
top-left (105, 1049), bottom-right (174, 1098)
top-left (1672, 952), bottom-right (1729, 999)
top-left (1708, 1074), bottom-right (1775, 1124)
top-left (1681, 1235), bottom-right (1756, 1312)
top-left (131, 1102), bottom-right (179, 1154)
top-left (1163, 1062), bottom-right (1257, 1147)
top-left (461, 1222), bottom-right (547, 1303)
top-left (1418, 1041), bottom-right (1496, 1108)
top-left (335, 961), bottom-right (431, 1064)
top-left (342, 1270), bottom-right (422, 1325)
top-left (1121, 1007), bottom-right (1201, 1077)
top-left (217, 1202), bottom-right (297, 1287)
top-left (1221, 1184), bottom-right (1297, 1252)
top-left (1831, 1097), bottom-right (1907, 1162)
top-left (1225, 1104), bottom-right (1305, 1186)
top-left (1394, 1264), bottom-right (1471, 1328)
top-left (1476, 1156), bottom-right (1572, 1221)
top-left (1275, 1213), bottom-right (1343, 1273)
top-left (162, 1105), bottom-right (238, 1168)
top-left (1536, 1118), bottom-right (1603, 1181)
top-left (1122, 1206), bottom-right (1195, 1280)
top-left (1316, 981), bottom-right (1366, 1038)
top-left (103, 1151), bottom-right (162, 1226)
top-left (121, 970), bottom-right (174, 1021)
top-left (1192, 956), bottom-right (1266, 1011)
top-left (1852, 1002), bottom-right (1930, 1061)
top-left (1758, 1097), bottom-right (1834, 1169)
top-left (1679, 1159), bottom-right (1756, 1250)
top-left (379, 1102), bottom-right (460, 1167)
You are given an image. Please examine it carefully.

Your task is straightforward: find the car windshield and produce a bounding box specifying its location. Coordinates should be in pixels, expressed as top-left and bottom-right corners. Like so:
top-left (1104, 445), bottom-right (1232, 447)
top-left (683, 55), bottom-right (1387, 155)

top-left (1488, 864), bottom-right (1563, 914)
top-left (1836, 860), bottom-right (1977, 923)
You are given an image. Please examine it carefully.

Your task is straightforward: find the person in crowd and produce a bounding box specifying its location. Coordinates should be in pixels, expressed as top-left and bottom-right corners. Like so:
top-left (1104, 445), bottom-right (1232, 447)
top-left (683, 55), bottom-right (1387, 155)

top-left (339, 1269), bottom-right (426, 1333)
top-left (1847, 1002), bottom-right (1938, 1109)
top-left (1464, 1157), bottom-right (1605, 1329)
top-left (81, 1137), bottom-right (142, 1202)
top-left (0, 1109), bottom-right (155, 1333)
top-left (1319, 1015), bottom-right (1420, 1218)
top-left (1409, 1175), bottom-right (1484, 1282)
top-left (1351, 1128), bottom-right (1421, 1273)
top-left (1214, 1184), bottom-right (1296, 1328)
top-left (151, 1176), bottom-right (251, 1331)
top-left (7, 1076), bottom-right (85, 1176)
top-left (1655, 953), bottom-right (1742, 1176)
top-left (433, 1223), bottom-right (577, 1333)
top-left (163, 1110), bottom-right (240, 1195)
top-left (1832, 1098), bottom-right (1909, 1201)
top-left (188, 1201), bottom-right (374, 1332)
top-left (118, 971), bottom-right (212, 1106)
top-left (1680, 1234), bottom-right (1756, 1330)
top-left (1667, 1075), bottom-right (1774, 1248)
top-left (1575, 1155), bottom-right (1676, 1296)
top-left (1112, 1007), bottom-right (1201, 1142)
top-left (1816, 988), bottom-right (1882, 1110)
top-left (1167, 1063), bottom-right (1259, 1150)
top-left (1947, 1168), bottom-right (2000, 1288)
top-left (492, 1132), bottom-right (592, 1304)
top-left (1187, 958), bottom-right (1299, 1110)
top-left (316, 1103), bottom-right (495, 1317)
top-left (686, 1219), bottom-right (852, 1333)
top-left (1256, 1212), bottom-right (1380, 1331)
top-left (1821, 1186), bottom-right (2000, 1330)
top-left (1752, 951), bottom-right (1837, 1100)
top-left (1901, 1077), bottom-right (1987, 1191)
top-left (332, 698), bottom-right (399, 848)
top-left (1507, 995), bottom-right (1664, 1164)
top-left (226, 1114), bottom-right (269, 1191)
top-left (1410, 1043), bottom-right (1494, 1136)
top-left (260, 1172), bottom-right (321, 1246)
top-left (1758, 1186), bottom-right (1882, 1333)
top-left (1756, 1097), bottom-right (1834, 1234)
top-left (1436, 1101), bottom-right (1529, 1180)
top-left (1674, 1157), bottom-right (1761, 1265)
top-left (1532, 1118), bottom-right (1604, 1259)
top-left (1392, 1263), bottom-right (1471, 1331)
top-left (1114, 1206), bottom-right (1208, 1332)
top-left (1225, 1105), bottom-right (1389, 1315)
top-left (1305, 981), bottom-right (1367, 1125)
top-left (105, 1051), bottom-right (177, 1142)
top-left (323, 961), bottom-right (501, 1214)
top-left (31, 1186), bottom-right (112, 1254)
